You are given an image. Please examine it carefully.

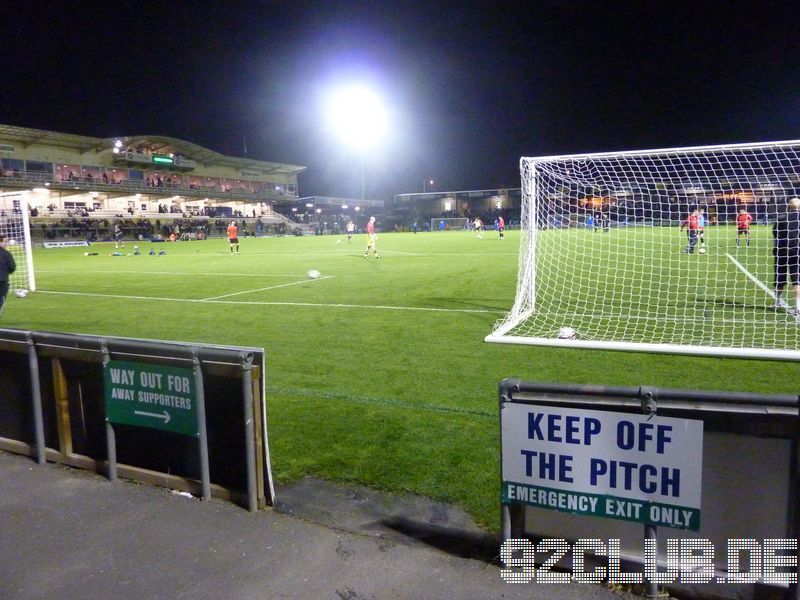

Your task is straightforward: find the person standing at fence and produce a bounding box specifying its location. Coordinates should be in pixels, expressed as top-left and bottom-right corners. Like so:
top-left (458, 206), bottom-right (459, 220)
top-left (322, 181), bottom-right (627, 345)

top-left (364, 216), bottom-right (379, 258)
top-left (773, 198), bottom-right (800, 316)
top-left (0, 236), bottom-right (16, 317)
top-left (227, 220), bottom-right (239, 254)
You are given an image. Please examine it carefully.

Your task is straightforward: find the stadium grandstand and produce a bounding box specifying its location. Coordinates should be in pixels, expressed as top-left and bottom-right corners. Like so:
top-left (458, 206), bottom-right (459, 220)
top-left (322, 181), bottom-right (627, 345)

top-left (0, 124), bottom-right (307, 240)
top-left (392, 187), bottom-right (520, 231)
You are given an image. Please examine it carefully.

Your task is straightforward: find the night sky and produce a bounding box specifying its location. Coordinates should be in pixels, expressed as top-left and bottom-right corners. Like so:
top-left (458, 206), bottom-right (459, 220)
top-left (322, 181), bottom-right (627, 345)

top-left (3, 0), bottom-right (799, 200)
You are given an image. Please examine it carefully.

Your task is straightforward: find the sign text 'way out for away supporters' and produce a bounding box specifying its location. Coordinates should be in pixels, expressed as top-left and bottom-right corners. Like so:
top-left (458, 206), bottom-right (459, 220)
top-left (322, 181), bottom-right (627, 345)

top-left (104, 360), bottom-right (198, 436)
top-left (501, 403), bottom-right (703, 530)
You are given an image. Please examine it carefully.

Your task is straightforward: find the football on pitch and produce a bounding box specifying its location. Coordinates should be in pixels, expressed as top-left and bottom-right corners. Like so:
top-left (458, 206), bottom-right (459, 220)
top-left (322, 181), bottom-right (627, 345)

top-left (7, 239), bottom-right (16, 245)
top-left (15, 289), bottom-right (28, 298)
top-left (307, 269), bottom-right (321, 279)
top-left (557, 326), bottom-right (577, 340)
top-left (698, 247), bottom-right (706, 254)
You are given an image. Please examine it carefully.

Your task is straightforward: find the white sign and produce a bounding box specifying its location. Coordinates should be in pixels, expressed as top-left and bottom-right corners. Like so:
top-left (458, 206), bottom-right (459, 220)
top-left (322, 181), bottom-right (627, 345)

top-left (42, 241), bottom-right (90, 248)
top-left (502, 403), bottom-right (703, 530)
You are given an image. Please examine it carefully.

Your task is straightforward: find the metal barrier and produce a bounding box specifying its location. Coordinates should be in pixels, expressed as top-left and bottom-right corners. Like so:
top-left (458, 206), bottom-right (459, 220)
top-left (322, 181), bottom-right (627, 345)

top-left (0, 328), bottom-right (273, 512)
top-left (499, 378), bottom-right (800, 598)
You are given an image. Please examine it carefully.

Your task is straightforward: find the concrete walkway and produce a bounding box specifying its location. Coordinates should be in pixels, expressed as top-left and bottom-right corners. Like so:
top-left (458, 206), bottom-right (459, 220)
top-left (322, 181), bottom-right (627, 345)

top-left (0, 451), bottom-right (636, 599)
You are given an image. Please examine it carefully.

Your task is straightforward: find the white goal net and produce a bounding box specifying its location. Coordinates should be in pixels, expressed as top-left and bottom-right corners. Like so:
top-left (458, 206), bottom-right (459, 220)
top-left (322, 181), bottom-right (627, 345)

top-left (487, 141), bottom-right (800, 359)
top-left (0, 192), bottom-right (36, 292)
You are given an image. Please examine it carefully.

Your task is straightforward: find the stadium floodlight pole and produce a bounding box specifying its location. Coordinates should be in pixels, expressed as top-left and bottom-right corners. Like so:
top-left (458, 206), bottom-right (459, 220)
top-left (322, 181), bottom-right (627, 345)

top-left (361, 152), bottom-right (365, 201)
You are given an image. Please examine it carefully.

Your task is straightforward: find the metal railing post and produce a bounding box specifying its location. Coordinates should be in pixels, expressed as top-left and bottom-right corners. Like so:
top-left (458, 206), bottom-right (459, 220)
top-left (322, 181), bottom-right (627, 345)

top-left (640, 386), bottom-right (659, 600)
top-left (192, 349), bottom-right (211, 501)
top-left (26, 333), bottom-right (45, 464)
top-left (240, 353), bottom-right (257, 512)
top-left (101, 341), bottom-right (117, 481)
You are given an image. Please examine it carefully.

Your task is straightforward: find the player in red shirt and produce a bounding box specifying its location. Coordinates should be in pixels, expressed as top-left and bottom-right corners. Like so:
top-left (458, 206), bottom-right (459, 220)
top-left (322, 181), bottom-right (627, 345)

top-left (736, 208), bottom-right (753, 248)
top-left (227, 221), bottom-right (239, 254)
top-left (680, 209), bottom-right (701, 254)
top-left (497, 215), bottom-right (505, 240)
top-left (364, 216), bottom-right (379, 258)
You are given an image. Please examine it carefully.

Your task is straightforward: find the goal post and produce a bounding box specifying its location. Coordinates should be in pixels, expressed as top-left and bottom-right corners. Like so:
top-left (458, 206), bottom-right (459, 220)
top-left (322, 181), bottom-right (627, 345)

top-left (486, 140), bottom-right (800, 359)
top-left (0, 191), bottom-right (36, 292)
top-left (431, 217), bottom-right (470, 231)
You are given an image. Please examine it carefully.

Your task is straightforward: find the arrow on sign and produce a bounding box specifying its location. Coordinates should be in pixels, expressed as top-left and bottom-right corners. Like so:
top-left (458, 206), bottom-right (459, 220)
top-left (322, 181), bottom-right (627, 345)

top-left (134, 410), bottom-right (171, 424)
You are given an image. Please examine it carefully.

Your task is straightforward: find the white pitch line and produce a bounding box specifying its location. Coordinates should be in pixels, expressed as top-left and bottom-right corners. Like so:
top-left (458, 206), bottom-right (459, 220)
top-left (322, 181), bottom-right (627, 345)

top-left (38, 270), bottom-right (301, 278)
top-left (725, 253), bottom-right (776, 300)
top-left (34, 289), bottom-right (504, 314)
top-left (201, 276), bottom-right (334, 300)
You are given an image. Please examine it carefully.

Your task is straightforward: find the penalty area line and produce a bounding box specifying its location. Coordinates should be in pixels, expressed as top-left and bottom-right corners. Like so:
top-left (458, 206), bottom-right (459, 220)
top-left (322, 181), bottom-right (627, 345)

top-left (201, 275), bottom-right (334, 300)
top-left (725, 253), bottom-right (776, 300)
top-left (35, 289), bottom-right (505, 314)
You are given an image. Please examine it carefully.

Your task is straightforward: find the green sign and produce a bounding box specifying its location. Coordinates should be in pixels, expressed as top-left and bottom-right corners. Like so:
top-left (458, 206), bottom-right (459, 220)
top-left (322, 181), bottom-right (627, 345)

top-left (501, 482), bottom-right (700, 530)
top-left (104, 360), bottom-right (198, 436)
top-left (152, 154), bottom-right (173, 164)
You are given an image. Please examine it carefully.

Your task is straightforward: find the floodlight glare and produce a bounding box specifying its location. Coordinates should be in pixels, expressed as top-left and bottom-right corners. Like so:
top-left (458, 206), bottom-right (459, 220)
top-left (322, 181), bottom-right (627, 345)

top-left (326, 85), bottom-right (388, 150)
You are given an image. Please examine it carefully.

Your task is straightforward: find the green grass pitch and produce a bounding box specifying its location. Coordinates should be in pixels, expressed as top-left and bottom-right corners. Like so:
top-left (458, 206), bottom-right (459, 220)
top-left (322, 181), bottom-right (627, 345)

top-left (2, 227), bottom-right (798, 530)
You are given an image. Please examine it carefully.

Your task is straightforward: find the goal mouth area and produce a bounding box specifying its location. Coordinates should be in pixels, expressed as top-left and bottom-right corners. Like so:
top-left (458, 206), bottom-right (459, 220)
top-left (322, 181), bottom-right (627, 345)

top-left (495, 139), bottom-right (800, 363)
top-left (484, 332), bottom-right (800, 361)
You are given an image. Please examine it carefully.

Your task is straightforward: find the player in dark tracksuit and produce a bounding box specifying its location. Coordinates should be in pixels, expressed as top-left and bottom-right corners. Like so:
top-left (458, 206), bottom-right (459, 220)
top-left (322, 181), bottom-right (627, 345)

top-left (773, 198), bottom-right (800, 317)
top-left (0, 235), bottom-right (17, 316)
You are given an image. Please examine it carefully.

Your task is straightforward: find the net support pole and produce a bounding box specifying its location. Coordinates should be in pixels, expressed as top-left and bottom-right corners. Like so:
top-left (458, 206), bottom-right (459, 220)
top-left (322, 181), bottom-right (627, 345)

top-left (192, 348), bottom-right (211, 501)
top-left (525, 162), bottom-right (538, 316)
top-left (20, 192), bottom-right (35, 291)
